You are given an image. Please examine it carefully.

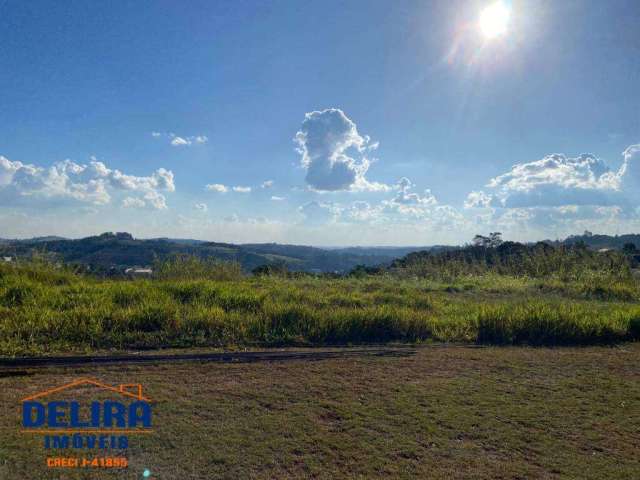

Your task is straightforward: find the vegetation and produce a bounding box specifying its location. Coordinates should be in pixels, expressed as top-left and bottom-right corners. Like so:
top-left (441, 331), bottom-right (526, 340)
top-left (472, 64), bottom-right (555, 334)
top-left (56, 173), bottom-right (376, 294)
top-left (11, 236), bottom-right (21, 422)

top-left (563, 230), bottom-right (640, 250)
top-left (1, 240), bottom-right (640, 355)
top-left (390, 240), bottom-right (635, 281)
top-left (153, 254), bottom-right (243, 281)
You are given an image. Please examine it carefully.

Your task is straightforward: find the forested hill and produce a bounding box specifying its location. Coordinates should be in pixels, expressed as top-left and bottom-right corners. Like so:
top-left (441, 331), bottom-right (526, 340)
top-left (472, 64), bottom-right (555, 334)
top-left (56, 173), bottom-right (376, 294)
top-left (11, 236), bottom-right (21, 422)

top-left (561, 233), bottom-right (640, 250)
top-left (0, 233), bottom-right (428, 273)
top-left (3, 231), bottom-right (638, 275)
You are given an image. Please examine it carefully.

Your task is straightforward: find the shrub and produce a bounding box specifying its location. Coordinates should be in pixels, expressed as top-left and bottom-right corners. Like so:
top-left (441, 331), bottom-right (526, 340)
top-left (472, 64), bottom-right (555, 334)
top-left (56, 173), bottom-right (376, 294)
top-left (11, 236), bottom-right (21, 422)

top-left (153, 255), bottom-right (243, 281)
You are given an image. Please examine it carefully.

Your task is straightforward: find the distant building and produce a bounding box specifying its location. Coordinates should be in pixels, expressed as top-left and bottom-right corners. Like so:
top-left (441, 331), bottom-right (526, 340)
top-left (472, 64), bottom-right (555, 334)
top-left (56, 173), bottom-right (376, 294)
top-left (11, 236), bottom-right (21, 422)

top-left (598, 248), bottom-right (611, 253)
top-left (125, 267), bottom-right (153, 276)
top-left (2, 256), bottom-right (13, 262)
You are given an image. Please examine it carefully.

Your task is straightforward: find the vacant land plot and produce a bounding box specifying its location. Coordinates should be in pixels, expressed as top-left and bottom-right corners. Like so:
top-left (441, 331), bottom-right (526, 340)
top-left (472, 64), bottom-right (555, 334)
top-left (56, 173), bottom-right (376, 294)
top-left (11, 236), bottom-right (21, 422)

top-left (2, 263), bottom-right (640, 354)
top-left (1, 345), bottom-right (639, 479)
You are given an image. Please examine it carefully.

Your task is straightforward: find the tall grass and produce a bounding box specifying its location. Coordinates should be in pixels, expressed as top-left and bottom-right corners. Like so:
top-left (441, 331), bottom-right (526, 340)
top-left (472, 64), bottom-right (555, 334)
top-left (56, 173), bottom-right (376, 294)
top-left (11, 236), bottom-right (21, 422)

top-left (0, 262), bottom-right (639, 355)
top-left (392, 243), bottom-right (633, 283)
top-left (476, 303), bottom-right (633, 345)
top-left (153, 254), bottom-right (243, 281)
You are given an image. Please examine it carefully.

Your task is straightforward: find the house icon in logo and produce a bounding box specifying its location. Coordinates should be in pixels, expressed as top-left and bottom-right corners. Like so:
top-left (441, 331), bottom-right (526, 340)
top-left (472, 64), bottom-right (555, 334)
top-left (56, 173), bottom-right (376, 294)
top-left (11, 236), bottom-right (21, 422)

top-left (21, 377), bottom-right (151, 402)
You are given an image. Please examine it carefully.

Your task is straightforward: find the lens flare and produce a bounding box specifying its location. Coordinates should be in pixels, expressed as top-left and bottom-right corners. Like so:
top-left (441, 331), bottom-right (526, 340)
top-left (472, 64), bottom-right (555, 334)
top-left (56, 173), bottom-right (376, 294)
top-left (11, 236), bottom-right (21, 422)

top-left (479, 1), bottom-right (511, 39)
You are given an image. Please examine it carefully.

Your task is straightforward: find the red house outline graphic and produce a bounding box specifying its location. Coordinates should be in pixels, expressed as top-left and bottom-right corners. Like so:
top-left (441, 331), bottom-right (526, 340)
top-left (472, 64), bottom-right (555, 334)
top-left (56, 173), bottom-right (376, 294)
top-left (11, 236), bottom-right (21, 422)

top-left (21, 377), bottom-right (150, 402)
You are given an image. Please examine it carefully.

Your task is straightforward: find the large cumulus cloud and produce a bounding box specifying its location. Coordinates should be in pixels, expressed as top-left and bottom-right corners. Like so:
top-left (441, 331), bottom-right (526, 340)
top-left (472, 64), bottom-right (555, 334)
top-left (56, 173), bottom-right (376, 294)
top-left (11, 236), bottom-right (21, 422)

top-left (294, 108), bottom-right (388, 192)
top-left (461, 145), bottom-right (640, 238)
top-left (0, 156), bottom-right (175, 209)
top-left (486, 153), bottom-right (621, 208)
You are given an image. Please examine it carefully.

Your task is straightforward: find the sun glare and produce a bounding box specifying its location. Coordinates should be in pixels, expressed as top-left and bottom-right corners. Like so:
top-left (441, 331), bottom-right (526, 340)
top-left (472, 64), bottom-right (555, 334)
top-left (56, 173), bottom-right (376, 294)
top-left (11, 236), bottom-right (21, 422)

top-left (479, 1), bottom-right (511, 39)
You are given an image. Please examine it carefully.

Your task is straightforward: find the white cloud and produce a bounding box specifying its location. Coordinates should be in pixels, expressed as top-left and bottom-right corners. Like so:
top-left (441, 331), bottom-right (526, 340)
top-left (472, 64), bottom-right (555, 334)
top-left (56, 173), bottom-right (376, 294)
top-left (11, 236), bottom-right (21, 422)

top-left (369, 177), bottom-right (441, 220)
top-left (261, 180), bottom-right (274, 188)
top-left (464, 190), bottom-right (493, 209)
top-left (485, 204), bottom-right (631, 240)
top-left (206, 184), bottom-right (253, 194)
top-left (194, 203), bottom-right (208, 212)
top-left (354, 179), bottom-right (392, 192)
top-left (619, 144), bottom-right (640, 193)
top-left (0, 155), bottom-right (174, 209)
top-left (294, 108), bottom-right (388, 192)
top-left (486, 153), bottom-right (621, 208)
top-left (205, 183), bottom-right (228, 193)
top-left (152, 132), bottom-right (208, 147)
top-left (344, 201), bottom-right (379, 223)
top-left (391, 177), bottom-right (437, 206)
top-left (224, 213), bottom-right (240, 223)
top-left (170, 136), bottom-right (190, 146)
top-left (456, 145), bottom-right (640, 239)
top-left (293, 177), bottom-right (466, 231)
top-left (122, 197), bottom-right (146, 208)
top-left (142, 191), bottom-right (168, 210)
top-left (0, 156), bottom-right (22, 186)
top-left (271, 196), bottom-right (285, 201)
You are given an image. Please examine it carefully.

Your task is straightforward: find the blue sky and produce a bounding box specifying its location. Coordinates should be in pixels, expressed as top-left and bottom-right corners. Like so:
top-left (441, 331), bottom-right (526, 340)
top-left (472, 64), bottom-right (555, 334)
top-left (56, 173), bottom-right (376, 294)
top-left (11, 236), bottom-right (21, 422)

top-left (1, 0), bottom-right (639, 245)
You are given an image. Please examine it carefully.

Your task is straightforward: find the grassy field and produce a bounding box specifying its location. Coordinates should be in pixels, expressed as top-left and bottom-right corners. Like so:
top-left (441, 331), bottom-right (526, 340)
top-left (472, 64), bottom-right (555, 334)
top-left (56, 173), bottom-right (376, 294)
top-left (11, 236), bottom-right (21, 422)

top-left (1, 344), bottom-right (639, 479)
top-left (2, 262), bottom-right (640, 355)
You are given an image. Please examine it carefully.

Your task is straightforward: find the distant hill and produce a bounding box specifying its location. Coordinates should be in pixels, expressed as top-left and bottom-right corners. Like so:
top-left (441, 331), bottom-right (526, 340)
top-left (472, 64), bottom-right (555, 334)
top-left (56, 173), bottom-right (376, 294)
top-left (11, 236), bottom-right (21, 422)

top-left (0, 235), bottom-right (67, 243)
top-left (0, 232), bottom-right (422, 273)
top-left (327, 245), bottom-right (454, 257)
top-left (561, 232), bottom-right (640, 250)
top-left (148, 237), bottom-right (207, 246)
top-left (28, 235), bottom-right (68, 242)
top-left (5, 231), bottom-right (637, 274)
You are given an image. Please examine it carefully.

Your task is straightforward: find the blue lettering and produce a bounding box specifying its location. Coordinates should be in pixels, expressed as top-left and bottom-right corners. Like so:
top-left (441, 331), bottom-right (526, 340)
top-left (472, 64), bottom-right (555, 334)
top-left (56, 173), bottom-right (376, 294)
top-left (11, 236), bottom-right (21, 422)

top-left (91, 401), bottom-right (101, 427)
top-left (69, 401), bottom-right (90, 427)
top-left (52, 435), bottom-right (70, 449)
top-left (47, 401), bottom-right (68, 427)
top-left (128, 401), bottom-right (152, 428)
top-left (103, 401), bottom-right (126, 428)
top-left (22, 401), bottom-right (45, 427)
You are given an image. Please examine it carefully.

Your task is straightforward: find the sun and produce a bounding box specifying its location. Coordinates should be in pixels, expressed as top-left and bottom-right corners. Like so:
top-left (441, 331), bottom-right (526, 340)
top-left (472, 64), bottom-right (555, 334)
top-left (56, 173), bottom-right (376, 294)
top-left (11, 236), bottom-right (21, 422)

top-left (479, 1), bottom-right (511, 39)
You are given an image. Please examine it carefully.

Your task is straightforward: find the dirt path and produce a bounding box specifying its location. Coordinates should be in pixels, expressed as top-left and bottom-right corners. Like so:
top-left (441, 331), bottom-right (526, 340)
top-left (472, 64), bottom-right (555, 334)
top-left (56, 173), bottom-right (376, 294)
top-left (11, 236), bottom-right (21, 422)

top-left (0, 347), bottom-right (416, 369)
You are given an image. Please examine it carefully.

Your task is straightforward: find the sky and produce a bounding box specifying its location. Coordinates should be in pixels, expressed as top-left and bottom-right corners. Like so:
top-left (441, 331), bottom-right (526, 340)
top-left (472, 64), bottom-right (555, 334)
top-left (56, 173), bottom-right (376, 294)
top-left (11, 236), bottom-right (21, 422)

top-left (1, 0), bottom-right (639, 245)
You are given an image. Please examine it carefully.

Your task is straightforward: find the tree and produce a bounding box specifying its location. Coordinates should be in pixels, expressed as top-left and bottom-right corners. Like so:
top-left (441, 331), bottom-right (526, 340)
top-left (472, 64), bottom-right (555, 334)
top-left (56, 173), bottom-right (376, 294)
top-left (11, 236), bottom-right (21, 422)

top-left (472, 232), bottom-right (503, 248)
top-left (622, 242), bottom-right (638, 254)
top-left (251, 261), bottom-right (289, 277)
top-left (489, 232), bottom-right (503, 248)
top-left (472, 235), bottom-right (490, 247)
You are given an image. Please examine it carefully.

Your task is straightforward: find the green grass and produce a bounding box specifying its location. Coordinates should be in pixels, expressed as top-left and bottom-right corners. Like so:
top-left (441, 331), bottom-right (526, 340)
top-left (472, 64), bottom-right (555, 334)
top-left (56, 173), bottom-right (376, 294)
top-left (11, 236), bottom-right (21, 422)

top-left (1, 345), bottom-right (639, 479)
top-left (1, 263), bottom-right (639, 355)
